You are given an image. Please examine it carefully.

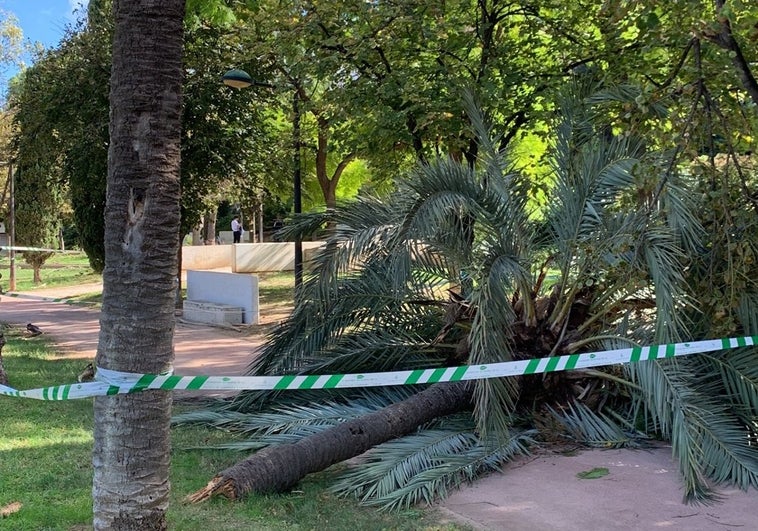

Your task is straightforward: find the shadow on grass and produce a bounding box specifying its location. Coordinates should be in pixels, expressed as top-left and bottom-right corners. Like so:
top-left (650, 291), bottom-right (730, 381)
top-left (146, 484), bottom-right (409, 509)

top-left (0, 326), bottom-right (464, 531)
top-left (0, 330), bottom-right (95, 530)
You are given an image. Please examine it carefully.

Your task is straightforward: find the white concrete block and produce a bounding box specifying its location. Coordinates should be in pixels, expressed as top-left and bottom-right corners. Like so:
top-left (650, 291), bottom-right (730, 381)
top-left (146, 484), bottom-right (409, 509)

top-left (186, 270), bottom-right (259, 324)
top-left (183, 300), bottom-right (243, 326)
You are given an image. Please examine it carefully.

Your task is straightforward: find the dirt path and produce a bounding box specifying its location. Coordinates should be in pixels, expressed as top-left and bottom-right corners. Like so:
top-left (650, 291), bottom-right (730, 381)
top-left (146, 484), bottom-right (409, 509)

top-left (0, 285), bottom-right (266, 378)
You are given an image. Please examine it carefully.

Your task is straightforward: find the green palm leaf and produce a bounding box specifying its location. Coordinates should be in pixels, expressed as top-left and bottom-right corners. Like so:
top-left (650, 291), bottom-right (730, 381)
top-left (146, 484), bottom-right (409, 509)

top-left (630, 358), bottom-right (758, 503)
top-left (331, 416), bottom-right (533, 510)
top-left (547, 401), bottom-right (645, 448)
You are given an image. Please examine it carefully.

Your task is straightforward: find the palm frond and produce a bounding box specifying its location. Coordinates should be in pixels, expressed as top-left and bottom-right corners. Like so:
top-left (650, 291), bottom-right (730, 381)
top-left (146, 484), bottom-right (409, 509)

top-left (331, 416), bottom-right (534, 510)
top-left (639, 225), bottom-right (691, 342)
top-left (691, 405), bottom-right (758, 491)
top-left (467, 265), bottom-right (523, 436)
top-left (547, 401), bottom-right (645, 448)
top-left (695, 349), bottom-right (758, 415)
top-left (737, 294), bottom-right (758, 334)
top-left (587, 83), bottom-right (669, 119)
top-left (179, 387), bottom-right (419, 443)
top-left (249, 260), bottom-right (441, 378)
top-left (656, 175), bottom-right (706, 256)
top-left (629, 358), bottom-right (758, 503)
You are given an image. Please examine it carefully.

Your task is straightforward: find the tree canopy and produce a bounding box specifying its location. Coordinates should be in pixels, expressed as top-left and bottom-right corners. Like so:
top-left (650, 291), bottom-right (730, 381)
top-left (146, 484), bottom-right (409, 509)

top-left (8, 0), bottom-right (757, 267)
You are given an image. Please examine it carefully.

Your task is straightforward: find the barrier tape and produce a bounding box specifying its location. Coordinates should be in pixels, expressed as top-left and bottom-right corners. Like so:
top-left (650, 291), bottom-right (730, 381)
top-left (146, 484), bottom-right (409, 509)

top-left (1, 336), bottom-right (755, 401)
top-left (0, 245), bottom-right (72, 253)
top-left (2, 292), bottom-right (87, 305)
top-left (1, 245), bottom-right (79, 253)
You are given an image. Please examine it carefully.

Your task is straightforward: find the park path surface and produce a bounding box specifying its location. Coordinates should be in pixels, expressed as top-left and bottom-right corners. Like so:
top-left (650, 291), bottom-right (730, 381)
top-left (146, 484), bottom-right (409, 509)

top-left (0, 282), bottom-right (260, 379)
top-left (2, 282), bottom-right (758, 530)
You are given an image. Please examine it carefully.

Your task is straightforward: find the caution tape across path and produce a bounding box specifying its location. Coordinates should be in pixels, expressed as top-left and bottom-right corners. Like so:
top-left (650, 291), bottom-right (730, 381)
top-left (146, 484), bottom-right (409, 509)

top-left (0, 336), bottom-right (755, 401)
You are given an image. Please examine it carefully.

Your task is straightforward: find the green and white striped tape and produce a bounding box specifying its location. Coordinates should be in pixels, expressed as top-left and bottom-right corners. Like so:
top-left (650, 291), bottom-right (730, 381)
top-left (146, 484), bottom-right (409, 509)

top-left (1, 336), bottom-right (755, 401)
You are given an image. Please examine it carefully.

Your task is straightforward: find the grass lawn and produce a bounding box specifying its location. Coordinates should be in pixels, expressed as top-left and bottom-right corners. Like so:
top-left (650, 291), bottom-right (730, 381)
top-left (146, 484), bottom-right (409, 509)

top-left (0, 256), bottom-right (466, 530)
top-left (0, 328), bottom-right (464, 530)
top-left (0, 251), bottom-right (102, 293)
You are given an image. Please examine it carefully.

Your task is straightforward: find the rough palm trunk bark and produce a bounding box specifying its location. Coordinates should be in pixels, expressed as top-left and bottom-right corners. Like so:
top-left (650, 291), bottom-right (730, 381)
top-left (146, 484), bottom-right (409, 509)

top-left (188, 382), bottom-right (472, 502)
top-left (92, 1), bottom-right (185, 529)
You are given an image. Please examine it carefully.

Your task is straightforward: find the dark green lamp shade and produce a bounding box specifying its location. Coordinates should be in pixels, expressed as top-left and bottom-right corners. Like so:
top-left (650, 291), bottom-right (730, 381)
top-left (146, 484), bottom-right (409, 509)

top-left (222, 69), bottom-right (253, 89)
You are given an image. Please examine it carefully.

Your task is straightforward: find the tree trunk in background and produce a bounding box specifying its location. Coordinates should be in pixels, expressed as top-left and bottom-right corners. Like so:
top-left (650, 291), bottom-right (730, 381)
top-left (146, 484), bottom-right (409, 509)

top-left (92, 1), bottom-right (185, 529)
top-left (203, 209), bottom-right (218, 244)
top-left (188, 382), bottom-right (472, 502)
top-left (192, 223), bottom-right (202, 245)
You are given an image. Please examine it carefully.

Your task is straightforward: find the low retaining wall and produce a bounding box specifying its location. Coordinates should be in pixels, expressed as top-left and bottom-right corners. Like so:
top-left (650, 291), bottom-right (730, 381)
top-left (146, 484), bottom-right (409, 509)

top-left (181, 242), bottom-right (325, 274)
top-left (232, 242), bottom-right (325, 273)
top-left (186, 270), bottom-right (259, 325)
top-left (182, 245), bottom-right (231, 270)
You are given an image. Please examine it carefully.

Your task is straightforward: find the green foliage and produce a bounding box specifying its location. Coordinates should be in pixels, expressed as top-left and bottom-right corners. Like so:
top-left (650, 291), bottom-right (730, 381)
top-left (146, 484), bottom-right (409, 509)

top-left (12, 0), bottom-right (758, 274)
top-left (548, 402), bottom-right (646, 449)
top-left (9, 14), bottom-right (110, 272)
top-left (329, 418), bottom-right (533, 510)
top-left (576, 467), bottom-right (610, 480)
top-left (0, 10), bottom-right (23, 87)
top-left (685, 155), bottom-right (758, 338)
top-left (181, 22), bottom-right (278, 234)
top-left (188, 85), bottom-right (758, 508)
top-left (10, 54), bottom-right (68, 278)
top-left (10, 3), bottom-right (286, 269)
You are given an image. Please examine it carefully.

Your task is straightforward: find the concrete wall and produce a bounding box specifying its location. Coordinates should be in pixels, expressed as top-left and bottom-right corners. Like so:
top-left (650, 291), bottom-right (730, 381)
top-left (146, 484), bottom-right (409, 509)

top-left (186, 270), bottom-right (259, 324)
top-left (218, 230), bottom-right (252, 244)
top-left (181, 241), bottom-right (325, 273)
top-left (182, 245), bottom-right (231, 270)
top-left (231, 242), bottom-right (325, 273)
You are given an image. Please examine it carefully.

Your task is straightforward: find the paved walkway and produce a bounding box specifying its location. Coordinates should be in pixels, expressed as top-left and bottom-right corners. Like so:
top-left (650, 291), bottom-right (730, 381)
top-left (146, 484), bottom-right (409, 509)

top-left (2, 285), bottom-right (757, 530)
top-left (0, 285), bottom-right (258, 378)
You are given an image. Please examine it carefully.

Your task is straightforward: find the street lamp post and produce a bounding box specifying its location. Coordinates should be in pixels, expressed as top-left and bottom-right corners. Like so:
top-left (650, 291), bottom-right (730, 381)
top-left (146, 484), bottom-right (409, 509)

top-left (222, 69), bottom-right (303, 288)
top-left (7, 163), bottom-right (16, 291)
top-left (291, 89), bottom-right (303, 288)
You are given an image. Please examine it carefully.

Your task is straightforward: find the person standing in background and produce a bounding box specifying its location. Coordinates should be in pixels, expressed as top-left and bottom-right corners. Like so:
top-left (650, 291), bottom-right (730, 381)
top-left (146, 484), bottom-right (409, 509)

top-left (231, 215), bottom-right (243, 243)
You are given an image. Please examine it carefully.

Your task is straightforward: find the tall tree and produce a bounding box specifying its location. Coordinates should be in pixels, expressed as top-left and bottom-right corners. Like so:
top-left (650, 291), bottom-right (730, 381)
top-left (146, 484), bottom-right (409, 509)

top-left (0, 9), bottom-right (23, 97)
top-left (10, 61), bottom-right (66, 280)
top-left (91, 0), bottom-right (185, 529)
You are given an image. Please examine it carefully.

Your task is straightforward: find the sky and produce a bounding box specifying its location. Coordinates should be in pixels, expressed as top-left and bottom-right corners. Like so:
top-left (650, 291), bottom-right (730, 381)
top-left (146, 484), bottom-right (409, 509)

top-left (1, 0), bottom-right (89, 88)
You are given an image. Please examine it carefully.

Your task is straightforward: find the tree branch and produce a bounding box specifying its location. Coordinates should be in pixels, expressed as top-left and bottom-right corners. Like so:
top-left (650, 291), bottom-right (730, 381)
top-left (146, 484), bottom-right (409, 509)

top-left (702, 0), bottom-right (758, 106)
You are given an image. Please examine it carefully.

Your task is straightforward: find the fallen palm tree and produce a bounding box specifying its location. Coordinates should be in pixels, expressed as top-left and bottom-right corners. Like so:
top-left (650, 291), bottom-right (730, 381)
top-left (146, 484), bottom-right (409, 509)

top-left (181, 89), bottom-right (758, 508)
top-left (187, 381), bottom-right (471, 502)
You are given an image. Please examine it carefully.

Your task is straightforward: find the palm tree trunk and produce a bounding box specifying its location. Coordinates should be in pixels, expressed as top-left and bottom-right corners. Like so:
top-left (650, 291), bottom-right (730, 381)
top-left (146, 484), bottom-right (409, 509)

top-left (188, 382), bottom-right (472, 502)
top-left (92, 0), bottom-right (185, 529)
